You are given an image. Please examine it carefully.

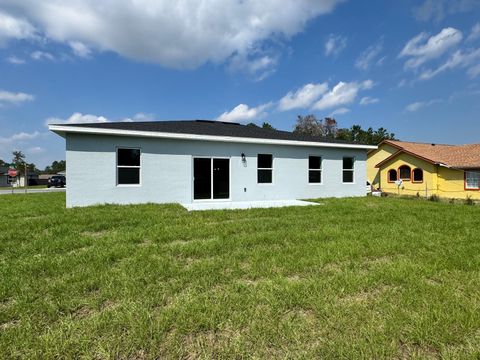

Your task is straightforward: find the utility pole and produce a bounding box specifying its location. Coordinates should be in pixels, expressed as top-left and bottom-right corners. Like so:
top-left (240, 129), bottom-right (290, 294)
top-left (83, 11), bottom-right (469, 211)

top-left (25, 163), bottom-right (28, 194)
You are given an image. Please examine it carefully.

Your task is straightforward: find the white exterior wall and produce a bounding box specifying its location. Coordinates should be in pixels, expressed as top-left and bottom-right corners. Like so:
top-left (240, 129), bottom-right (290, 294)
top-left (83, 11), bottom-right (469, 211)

top-left (66, 133), bottom-right (368, 207)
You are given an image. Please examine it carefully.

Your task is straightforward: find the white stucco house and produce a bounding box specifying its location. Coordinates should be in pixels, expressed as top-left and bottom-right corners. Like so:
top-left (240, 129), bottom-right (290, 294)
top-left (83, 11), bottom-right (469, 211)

top-left (49, 120), bottom-right (376, 208)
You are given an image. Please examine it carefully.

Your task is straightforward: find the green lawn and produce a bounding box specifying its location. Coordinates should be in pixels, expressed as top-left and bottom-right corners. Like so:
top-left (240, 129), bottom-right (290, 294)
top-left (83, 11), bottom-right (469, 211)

top-left (1, 193), bottom-right (479, 359)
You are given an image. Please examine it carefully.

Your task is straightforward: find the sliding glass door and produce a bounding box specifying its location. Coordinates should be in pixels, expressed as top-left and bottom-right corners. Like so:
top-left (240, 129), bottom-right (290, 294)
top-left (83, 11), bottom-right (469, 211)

top-left (193, 158), bottom-right (230, 200)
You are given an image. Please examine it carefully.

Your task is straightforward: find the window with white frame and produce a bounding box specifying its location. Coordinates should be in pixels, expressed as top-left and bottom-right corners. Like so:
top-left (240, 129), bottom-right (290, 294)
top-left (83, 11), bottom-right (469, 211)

top-left (117, 148), bottom-right (141, 185)
top-left (465, 171), bottom-right (480, 190)
top-left (257, 154), bottom-right (273, 183)
top-left (342, 157), bottom-right (355, 183)
top-left (308, 156), bottom-right (322, 183)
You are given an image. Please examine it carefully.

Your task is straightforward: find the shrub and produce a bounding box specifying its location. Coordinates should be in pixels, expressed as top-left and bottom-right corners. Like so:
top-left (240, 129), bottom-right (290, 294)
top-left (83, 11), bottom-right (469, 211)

top-left (465, 196), bottom-right (474, 206)
top-left (429, 195), bottom-right (440, 202)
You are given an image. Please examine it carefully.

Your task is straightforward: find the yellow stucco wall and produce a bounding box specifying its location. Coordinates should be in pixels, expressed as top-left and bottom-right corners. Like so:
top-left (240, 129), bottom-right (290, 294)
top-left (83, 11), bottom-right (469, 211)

top-left (437, 167), bottom-right (480, 200)
top-left (378, 153), bottom-right (437, 197)
top-left (366, 143), bottom-right (398, 186)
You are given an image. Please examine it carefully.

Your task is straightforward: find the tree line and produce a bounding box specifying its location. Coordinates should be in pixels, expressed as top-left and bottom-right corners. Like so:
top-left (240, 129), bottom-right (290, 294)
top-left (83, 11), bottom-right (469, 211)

top-left (248, 115), bottom-right (397, 145)
top-left (0, 151), bottom-right (65, 175)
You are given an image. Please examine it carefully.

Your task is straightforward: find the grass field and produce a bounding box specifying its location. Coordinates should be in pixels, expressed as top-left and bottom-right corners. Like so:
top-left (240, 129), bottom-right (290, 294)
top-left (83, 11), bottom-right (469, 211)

top-left (1, 193), bottom-right (479, 359)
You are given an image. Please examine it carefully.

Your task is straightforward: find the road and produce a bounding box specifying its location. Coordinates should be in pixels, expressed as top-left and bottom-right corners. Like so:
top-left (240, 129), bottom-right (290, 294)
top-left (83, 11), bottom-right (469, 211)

top-left (0, 187), bottom-right (66, 195)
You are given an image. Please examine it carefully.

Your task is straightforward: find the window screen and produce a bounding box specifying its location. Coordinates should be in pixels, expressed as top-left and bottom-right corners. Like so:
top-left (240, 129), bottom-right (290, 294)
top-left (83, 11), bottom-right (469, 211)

top-left (465, 171), bottom-right (480, 190)
top-left (257, 154), bottom-right (273, 183)
top-left (309, 156), bottom-right (322, 183)
top-left (342, 157), bottom-right (354, 183)
top-left (117, 148), bottom-right (140, 185)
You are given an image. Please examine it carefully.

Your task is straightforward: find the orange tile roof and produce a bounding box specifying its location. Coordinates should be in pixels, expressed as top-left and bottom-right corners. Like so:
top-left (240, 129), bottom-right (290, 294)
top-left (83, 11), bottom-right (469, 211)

top-left (377, 140), bottom-right (480, 169)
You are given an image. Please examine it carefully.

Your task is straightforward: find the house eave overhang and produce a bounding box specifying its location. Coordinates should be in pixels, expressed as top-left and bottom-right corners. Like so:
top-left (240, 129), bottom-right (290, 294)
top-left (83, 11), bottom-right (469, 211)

top-left (374, 148), bottom-right (438, 168)
top-left (48, 125), bottom-right (378, 150)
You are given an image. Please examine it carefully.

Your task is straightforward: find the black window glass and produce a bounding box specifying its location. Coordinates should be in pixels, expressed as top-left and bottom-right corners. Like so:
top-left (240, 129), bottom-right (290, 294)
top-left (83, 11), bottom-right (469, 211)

top-left (309, 171), bottom-right (321, 183)
top-left (309, 156), bottom-right (321, 169)
top-left (413, 168), bottom-right (423, 182)
top-left (343, 157), bottom-right (354, 169)
top-left (118, 148), bottom-right (140, 166)
top-left (388, 170), bottom-right (398, 181)
top-left (118, 168), bottom-right (140, 184)
top-left (258, 154), bottom-right (272, 168)
top-left (343, 171), bottom-right (354, 183)
top-left (258, 169), bottom-right (272, 183)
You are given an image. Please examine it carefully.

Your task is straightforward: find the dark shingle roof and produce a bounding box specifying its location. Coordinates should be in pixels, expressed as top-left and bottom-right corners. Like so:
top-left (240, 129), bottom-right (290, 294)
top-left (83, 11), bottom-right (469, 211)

top-left (57, 120), bottom-right (368, 146)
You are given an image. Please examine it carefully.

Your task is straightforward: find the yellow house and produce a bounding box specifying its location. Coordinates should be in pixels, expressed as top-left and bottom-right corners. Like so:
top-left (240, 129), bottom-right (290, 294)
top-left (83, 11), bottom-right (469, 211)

top-left (367, 140), bottom-right (480, 200)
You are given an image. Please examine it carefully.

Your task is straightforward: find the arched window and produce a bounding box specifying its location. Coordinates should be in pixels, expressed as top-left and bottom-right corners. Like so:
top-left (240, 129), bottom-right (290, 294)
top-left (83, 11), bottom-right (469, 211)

top-left (398, 165), bottom-right (411, 181)
top-left (412, 168), bottom-right (423, 183)
top-left (388, 169), bottom-right (398, 182)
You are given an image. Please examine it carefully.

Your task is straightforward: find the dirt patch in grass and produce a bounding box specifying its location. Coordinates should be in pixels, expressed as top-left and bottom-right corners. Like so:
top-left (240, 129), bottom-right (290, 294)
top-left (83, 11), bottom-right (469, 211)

top-left (339, 284), bottom-right (397, 304)
top-left (425, 277), bottom-right (443, 286)
top-left (81, 230), bottom-right (111, 238)
top-left (72, 305), bottom-right (94, 319)
top-left (283, 308), bottom-right (316, 322)
top-left (397, 341), bottom-right (440, 359)
top-left (0, 298), bottom-right (16, 309)
top-left (0, 319), bottom-right (20, 330)
top-left (67, 245), bottom-right (91, 256)
top-left (101, 300), bottom-right (119, 312)
top-left (323, 262), bottom-right (344, 273)
top-left (238, 277), bottom-right (270, 286)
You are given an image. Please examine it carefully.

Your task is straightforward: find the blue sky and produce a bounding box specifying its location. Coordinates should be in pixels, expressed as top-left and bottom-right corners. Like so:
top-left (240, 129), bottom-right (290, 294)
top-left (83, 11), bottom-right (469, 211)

top-left (1, 0), bottom-right (479, 168)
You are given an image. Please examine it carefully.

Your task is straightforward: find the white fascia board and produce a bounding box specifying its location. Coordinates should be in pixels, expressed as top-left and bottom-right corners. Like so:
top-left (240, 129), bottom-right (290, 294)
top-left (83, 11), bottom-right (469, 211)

top-left (48, 125), bottom-right (377, 150)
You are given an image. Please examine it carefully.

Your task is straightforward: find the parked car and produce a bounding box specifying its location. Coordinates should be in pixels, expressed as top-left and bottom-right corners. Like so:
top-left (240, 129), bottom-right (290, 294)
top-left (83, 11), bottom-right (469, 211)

top-left (47, 175), bottom-right (66, 188)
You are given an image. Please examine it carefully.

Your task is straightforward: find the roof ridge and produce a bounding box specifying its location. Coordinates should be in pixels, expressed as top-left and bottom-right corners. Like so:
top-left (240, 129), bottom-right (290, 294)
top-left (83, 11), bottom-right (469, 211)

top-left (387, 140), bottom-right (456, 147)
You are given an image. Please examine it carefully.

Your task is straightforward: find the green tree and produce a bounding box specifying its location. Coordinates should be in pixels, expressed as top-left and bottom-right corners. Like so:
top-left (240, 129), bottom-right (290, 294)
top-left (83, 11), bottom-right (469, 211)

top-left (336, 125), bottom-right (396, 145)
top-left (261, 122), bottom-right (276, 130)
top-left (44, 160), bottom-right (66, 174)
top-left (12, 151), bottom-right (26, 174)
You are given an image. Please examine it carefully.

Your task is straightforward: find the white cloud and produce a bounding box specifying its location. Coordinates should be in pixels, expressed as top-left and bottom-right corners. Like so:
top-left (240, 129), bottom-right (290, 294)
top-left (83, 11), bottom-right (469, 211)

top-left (355, 40), bottom-right (383, 70)
top-left (132, 112), bottom-right (156, 121)
top-left (216, 103), bottom-right (272, 123)
top-left (467, 63), bottom-right (480, 78)
top-left (413, 0), bottom-right (480, 23)
top-left (46, 112), bottom-right (109, 125)
top-left (360, 96), bottom-right (379, 105)
top-left (277, 83), bottom-right (328, 111)
top-left (399, 28), bottom-right (463, 70)
top-left (420, 47), bottom-right (480, 80)
top-left (0, 90), bottom-right (34, 105)
top-left (31, 51), bottom-right (55, 61)
top-left (325, 34), bottom-right (347, 57)
top-left (405, 99), bottom-right (441, 112)
top-left (229, 53), bottom-right (279, 81)
top-left (313, 80), bottom-right (373, 110)
top-left (6, 56), bottom-right (26, 64)
top-left (0, 10), bottom-right (36, 46)
top-left (467, 22), bottom-right (480, 42)
top-left (45, 112), bottom-right (157, 125)
top-left (0, 131), bottom-right (41, 147)
top-left (330, 107), bottom-right (350, 116)
top-left (69, 41), bottom-right (91, 58)
top-left (26, 146), bottom-right (45, 154)
top-left (0, 0), bottom-right (345, 69)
